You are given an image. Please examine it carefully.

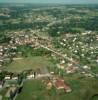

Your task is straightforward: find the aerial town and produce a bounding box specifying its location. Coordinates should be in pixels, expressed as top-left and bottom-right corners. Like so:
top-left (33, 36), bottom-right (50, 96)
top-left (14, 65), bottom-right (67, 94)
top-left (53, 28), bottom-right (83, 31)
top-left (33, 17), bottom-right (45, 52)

top-left (0, 3), bottom-right (98, 100)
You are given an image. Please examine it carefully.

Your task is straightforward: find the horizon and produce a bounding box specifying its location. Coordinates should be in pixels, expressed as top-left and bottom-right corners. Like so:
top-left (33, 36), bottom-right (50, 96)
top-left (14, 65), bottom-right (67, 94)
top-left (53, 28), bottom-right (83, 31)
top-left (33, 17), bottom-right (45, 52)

top-left (0, 0), bottom-right (98, 4)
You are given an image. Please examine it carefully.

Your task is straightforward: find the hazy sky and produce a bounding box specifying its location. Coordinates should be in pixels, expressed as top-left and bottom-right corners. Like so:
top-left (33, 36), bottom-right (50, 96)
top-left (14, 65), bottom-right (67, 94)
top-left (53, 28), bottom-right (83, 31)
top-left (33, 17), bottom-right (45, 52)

top-left (0, 0), bottom-right (98, 4)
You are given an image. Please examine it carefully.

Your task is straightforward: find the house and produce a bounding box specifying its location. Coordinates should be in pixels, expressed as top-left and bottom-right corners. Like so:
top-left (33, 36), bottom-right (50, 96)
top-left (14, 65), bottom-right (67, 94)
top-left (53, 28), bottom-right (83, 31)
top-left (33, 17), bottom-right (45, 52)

top-left (50, 71), bottom-right (54, 74)
top-left (83, 65), bottom-right (91, 70)
top-left (4, 75), bottom-right (11, 80)
top-left (65, 66), bottom-right (78, 74)
top-left (57, 64), bottom-right (65, 69)
top-left (12, 75), bottom-right (18, 80)
top-left (0, 52), bottom-right (3, 56)
top-left (84, 73), bottom-right (94, 78)
top-left (60, 60), bottom-right (65, 64)
top-left (0, 59), bottom-right (4, 63)
top-left (0, 46), bottom-right (3, 52)
top-left (96, 59), bottom-right (98, 63)
top-left (46, 82), bottom-right (52, 89)
top-left (54, 79), bottom-right (72, 93)
top-left (27, 74), bottom-right (34, 79)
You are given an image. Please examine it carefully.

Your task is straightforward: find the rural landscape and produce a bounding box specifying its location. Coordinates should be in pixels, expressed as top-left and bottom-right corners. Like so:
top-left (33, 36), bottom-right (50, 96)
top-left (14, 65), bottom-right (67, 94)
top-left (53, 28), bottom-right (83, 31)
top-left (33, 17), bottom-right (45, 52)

top-left (0, 1), bottom-right (98, 100)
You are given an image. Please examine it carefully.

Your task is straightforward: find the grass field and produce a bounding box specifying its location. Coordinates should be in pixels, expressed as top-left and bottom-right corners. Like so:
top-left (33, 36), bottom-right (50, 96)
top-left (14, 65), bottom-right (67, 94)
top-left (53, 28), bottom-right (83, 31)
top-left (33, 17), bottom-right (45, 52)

top-left (63, 74), bottom-right (98, 100)
top-left (3, 56), bottom-right (54, 73)
top-left (16, 80), bottom-right (46, 100)
top-left (0, 88), bottom-right (8, 100)
top-left (16, 80), bottom-right (66, 100)
top-left (15, 75), bottom-right (98, 100)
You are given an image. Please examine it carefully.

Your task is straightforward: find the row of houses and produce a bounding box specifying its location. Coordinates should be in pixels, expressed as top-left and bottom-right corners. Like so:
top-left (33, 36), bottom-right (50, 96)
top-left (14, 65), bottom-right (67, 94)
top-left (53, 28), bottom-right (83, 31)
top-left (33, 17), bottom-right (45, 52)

top-left (0, 44), bottom-right (17, 67)
top-left (0, 67), bottom-right (51, 88)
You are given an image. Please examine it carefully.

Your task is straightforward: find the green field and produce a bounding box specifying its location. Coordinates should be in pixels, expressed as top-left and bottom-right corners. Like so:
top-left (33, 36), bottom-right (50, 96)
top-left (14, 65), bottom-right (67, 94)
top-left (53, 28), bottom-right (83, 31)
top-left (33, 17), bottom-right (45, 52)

top-left (3, 56), bottom-right (54, 73)
top-left (16, 80), bottom-right (46, 100)
top-left (16, 77), bottom-right (98, 100)
top-left (16, 80), bottom-right (66, 100)
top-left (63, 74), bottom-right (98, 100)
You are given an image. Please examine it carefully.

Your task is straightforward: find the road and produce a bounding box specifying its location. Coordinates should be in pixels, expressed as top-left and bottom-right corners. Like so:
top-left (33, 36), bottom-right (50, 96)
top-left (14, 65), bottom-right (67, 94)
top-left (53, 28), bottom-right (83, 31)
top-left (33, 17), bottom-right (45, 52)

top-left (32, 35), bottom-right (97, 77)
top-left (40, 44), bottom-right (75, 63)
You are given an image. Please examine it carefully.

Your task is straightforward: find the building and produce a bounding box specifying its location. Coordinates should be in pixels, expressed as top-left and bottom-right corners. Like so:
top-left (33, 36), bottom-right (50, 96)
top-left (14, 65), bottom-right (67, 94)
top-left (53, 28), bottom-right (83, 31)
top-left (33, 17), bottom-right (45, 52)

top-left (27, 74), bottom-right (34, 80)
top-left (65, 66), bottom-right (78, 74)
top-left (54, 79), bottom-right (72, 93)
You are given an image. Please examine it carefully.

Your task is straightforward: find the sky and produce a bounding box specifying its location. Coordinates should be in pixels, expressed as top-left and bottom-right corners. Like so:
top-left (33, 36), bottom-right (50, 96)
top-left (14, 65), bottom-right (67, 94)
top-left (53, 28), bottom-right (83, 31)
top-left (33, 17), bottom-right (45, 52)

top-left (0, 0), bottom-right (98, 4)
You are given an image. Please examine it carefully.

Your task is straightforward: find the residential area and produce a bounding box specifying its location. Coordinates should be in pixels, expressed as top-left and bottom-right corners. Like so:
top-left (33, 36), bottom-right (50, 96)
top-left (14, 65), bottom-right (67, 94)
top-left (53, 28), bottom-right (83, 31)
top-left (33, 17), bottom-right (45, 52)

top-left (0, 3), bottom-right (98, 100)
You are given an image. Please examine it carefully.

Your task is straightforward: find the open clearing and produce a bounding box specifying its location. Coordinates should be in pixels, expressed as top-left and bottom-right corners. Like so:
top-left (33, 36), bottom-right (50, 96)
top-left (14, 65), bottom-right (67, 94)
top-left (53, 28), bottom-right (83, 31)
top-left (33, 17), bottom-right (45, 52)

top-left (3, 56), bottom-right (54, 73)
top-left (16, 77), bottom-right (98, 100)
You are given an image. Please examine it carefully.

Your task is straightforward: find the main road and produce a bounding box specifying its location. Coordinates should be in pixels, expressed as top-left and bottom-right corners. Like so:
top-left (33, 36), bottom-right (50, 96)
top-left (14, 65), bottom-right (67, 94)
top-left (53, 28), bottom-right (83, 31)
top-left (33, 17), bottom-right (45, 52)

top-left (40, 44), bottom-right (75, 63)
